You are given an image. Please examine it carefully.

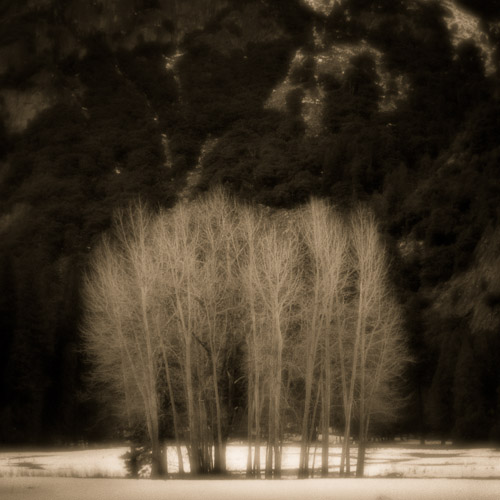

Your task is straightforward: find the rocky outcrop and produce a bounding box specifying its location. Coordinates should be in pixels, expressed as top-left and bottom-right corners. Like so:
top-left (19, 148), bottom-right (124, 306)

top-left (431, 228), bottom-right (500, 333)
top-left (1, 88), bottom-right (54, 134)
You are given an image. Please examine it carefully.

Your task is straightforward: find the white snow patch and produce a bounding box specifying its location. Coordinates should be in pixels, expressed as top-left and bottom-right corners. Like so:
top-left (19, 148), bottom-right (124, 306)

top-left (164, 50), bottom-right (184, 104)
top-left (440, 0), bottom-right (497, 75)
top-left (178, 136), bottom-right (219, 201)
top-left (1, 476), bottom-right (500, 500)
top-left (264, 48), bottom-right (325, 135)
top-left (364, 445), bottom-right (500, 479)
top-left (312, 40), bottom-right (409, 113)
top-left (164, 50), bottom-right (185, 72)
top-left (0, 447), bottom-right (127, 478)
top-left (265, 39), bottom-right (408, 135)
top-left (301, 0), bottom-right (342, 17)
top-left (2, 442), bottom-right (500, 480)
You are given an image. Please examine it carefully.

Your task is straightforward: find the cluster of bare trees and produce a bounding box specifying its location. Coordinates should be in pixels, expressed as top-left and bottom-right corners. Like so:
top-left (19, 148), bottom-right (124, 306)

top-left (82, 189), bottom-right (408, 478)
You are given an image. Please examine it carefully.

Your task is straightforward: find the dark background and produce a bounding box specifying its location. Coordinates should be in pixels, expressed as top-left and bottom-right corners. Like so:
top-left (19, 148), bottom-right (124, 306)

top-left (1, 0), bottom-right (500, 445)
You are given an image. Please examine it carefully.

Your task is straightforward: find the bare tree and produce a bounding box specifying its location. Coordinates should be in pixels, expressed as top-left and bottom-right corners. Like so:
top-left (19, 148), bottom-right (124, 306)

top-left (297, 199), bottom-right (350, 478)
top-left (149, 212), bottom-right (185, 475)
top-left (241, 208), bottom-right (302, 478)
top-left (153, 200), bottom-right (207, 473)
top-left (239, 204), bottom-right (266, 478)
top-left (82, 202), bottom-right (167, 478)
top-left (82, 192), bottom-right (408, 480)
top-left (191, 189), bottom-right (241, 473)
top-left (348, 207), bottom-right (408, 477)
top-left (152, 190), bottom-right (242, 474)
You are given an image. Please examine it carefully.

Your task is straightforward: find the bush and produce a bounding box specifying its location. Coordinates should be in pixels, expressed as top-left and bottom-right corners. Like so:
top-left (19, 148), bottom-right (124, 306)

top-left (122, 444), bottom-right (152, 478)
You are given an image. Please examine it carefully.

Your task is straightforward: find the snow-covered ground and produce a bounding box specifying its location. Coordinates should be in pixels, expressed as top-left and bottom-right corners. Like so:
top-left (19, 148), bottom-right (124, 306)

top-left (0, 447), bottom-right (127, 478)
top-left (1, 443), bottom-right (500, 500)
top-left (1, 441), bottom-right (500, 479)
top-left (2, 477), bottom-right (500, 500)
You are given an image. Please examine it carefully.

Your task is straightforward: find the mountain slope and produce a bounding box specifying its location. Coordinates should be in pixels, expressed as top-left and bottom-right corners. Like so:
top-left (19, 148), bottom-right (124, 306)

top-left (1, 0), bottom-right (499, 443)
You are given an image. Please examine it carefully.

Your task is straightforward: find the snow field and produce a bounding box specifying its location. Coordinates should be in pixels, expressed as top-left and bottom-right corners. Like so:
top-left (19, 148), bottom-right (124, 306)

top-left (2, 477), bottom-right (500, 500)
top-left (1, 442), bottom-right (500, 479)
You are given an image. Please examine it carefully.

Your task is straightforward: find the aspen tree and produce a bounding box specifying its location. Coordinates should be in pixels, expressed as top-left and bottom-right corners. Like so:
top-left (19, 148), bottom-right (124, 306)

top-left (297, 199), bottom-right (350, 478)
top-left (192, 189), bottom-right (241, 473)
top-left (153, 201), bottom-right (205, 473)
top-left (348, 207), bottom-right (408, 477)
top-left (82, 191), bottom-right (408, 480)
top-left (83, 203), bottom-right (167, 478)
top-left (239, 204), bottom-right (266, 478)
top-left (255, 211), bottom-right (302, 478)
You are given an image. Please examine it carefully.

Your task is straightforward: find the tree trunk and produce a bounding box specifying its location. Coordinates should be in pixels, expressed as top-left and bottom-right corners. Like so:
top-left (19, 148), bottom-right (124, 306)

top-left (299, 367), bottom-right (313, 478)
top-left (184, 340), bottom-right (199, 475)
top-left (211, 353), bottom-right (225, 473)
top-left (265, 393), bottom-right (274, 479)
top-left (356, 438), bottom-right (366, 477)
top-left (356, 415), bottom-right (369, 478)
top-left (321, 376), bottom-right (330, 477)
top-left (246, 376), bottom-right (254, 477)
top-left (254, 387), bottom-right (261, 478)
top-left (161, 340), bottom-right (184, 475)
top-left (274, 329), bottom-right (283, 479)
top-left (321, 335), bottom-right (331, 478)
top-left (150, 433), bottom-right (167, 478)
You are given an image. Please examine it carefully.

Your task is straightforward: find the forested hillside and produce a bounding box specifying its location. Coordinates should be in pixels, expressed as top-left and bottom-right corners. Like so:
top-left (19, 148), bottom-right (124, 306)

top-left (1, 0), bottom-right (500, 445)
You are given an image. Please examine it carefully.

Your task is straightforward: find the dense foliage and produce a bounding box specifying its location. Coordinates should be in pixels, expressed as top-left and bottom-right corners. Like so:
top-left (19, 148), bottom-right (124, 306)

top-left (1, 0), bottom-right (500, 445)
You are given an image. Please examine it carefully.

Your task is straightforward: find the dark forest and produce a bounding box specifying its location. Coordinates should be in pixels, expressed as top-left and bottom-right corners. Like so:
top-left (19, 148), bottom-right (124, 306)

top-left (1, 0), bottom-right (500, 448)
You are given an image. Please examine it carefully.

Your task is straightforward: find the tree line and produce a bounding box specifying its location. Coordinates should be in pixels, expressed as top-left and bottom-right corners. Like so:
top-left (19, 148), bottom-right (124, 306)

top-left (82, 189), bottom-right (408, 478)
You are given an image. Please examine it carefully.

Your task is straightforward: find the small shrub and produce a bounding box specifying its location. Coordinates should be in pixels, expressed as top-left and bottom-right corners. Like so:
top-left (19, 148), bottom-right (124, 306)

top-left (122, 444), bottom-right (152, 478)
